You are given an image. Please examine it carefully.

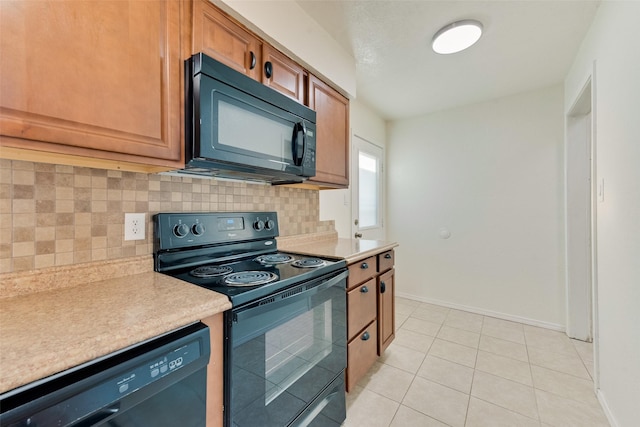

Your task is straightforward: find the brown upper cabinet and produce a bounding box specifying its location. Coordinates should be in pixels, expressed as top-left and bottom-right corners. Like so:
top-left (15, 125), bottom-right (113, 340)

top-left (306, 75), bottom-right (350, 188)
top-left (192, 0), bottom-right (263, 81)
top-left (193, 1), bottom-right (305, 104)
top-left (262, 45), bottom-right (306, 104)
top-left (1, 0), bottom-right (350, 187)
top-left (0, 0), bottom-right (184, 172)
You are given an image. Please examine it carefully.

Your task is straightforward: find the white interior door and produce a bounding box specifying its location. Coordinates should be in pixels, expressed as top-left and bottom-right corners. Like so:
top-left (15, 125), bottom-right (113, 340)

top-left (351, 135), bottom-right (385, 240)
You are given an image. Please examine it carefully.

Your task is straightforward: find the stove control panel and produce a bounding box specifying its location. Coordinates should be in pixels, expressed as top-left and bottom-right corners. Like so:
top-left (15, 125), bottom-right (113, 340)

top-left (155, 212), bottom-right (279, 250)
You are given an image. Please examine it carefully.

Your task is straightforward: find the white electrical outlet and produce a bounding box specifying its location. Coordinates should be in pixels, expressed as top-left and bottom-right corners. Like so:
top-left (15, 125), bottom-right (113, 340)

top-left (124, 213), bottom-right (146, 241)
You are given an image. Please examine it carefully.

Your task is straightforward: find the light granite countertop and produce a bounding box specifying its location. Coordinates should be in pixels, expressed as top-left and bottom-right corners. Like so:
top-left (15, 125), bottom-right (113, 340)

top-left (0, 257), bottom-right (230, 394)
top-left (279, 236), bottom-right (398, 264)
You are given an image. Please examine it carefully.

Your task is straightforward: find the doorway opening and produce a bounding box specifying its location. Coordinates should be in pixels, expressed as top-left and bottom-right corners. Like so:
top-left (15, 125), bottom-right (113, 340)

top-left (565, 68), bottom-right (598, 387)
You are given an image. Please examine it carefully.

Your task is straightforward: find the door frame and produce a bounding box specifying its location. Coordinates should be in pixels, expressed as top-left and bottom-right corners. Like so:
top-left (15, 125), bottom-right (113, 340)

top-left (565, 61), bottom-right (599, 388)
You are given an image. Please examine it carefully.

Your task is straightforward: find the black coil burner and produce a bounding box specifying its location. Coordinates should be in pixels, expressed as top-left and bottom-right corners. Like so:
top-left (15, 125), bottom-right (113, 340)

top-left (254, 254), bottom-right (295, 265)
top-left (224, 271), bottom-right (279, 287)
top-left (292, 258), bottom-right (326, 268)
top-left (190, 265), bottom-right (234, 278)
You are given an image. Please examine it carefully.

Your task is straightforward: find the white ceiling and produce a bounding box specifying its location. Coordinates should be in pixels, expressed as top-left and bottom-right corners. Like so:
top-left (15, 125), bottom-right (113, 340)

top-left (296, 0), bottom-right (600, 120)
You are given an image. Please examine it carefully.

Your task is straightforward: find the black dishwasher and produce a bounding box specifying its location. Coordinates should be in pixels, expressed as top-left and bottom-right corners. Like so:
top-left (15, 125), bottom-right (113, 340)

top-left (0, 322), bottom-right (210, 427)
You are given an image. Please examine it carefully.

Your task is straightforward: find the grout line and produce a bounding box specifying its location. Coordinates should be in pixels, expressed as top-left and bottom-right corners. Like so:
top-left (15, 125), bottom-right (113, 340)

top-left (471, 395), bottom-right (542, 423)
top-left (462, 315), bottom-right (484, 426)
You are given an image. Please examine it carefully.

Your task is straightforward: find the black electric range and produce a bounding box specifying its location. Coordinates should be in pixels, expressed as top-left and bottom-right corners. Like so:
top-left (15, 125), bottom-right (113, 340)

top-left (153, 212), bottom-right (346, 307)
top-left (153, 212), bottom-right (349, 427)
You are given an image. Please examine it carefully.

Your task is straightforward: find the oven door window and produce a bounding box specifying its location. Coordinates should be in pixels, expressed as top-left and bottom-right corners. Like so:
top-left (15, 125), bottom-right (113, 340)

top-left (230, 279), bottom-right (346, 427)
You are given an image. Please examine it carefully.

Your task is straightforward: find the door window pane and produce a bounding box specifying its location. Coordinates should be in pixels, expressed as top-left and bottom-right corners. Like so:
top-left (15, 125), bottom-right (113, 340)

top-left (358, 152), bottom-right (378, 228)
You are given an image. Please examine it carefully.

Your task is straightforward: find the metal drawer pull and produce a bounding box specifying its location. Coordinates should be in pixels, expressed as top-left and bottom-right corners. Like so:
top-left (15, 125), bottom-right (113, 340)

top-left (361, 262), bottom-right (368, 269)
top-left (361, 286), bottom-right (369, 293)
top-left (264, 61), bottom-right (273, 78)
top-left (380, 281), bottom-right (386, 293)
top-left (384, 253), bottom-right (392, 259)
top-left (362, 331), bottom-right (370, 341)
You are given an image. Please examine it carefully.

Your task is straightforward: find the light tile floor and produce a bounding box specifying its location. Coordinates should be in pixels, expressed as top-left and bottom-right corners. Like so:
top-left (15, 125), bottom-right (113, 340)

top-left (344, 297), bottom-right (609, 427)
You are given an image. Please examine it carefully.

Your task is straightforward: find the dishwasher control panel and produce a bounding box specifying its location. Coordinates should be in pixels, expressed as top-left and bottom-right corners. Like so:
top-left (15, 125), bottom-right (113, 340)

top-left (116, 340), bottom-right (201, 395)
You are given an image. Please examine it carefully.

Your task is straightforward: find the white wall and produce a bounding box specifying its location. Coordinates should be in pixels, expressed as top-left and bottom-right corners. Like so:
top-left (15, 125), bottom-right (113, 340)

top-left (319, 99), bottom-right (387, 238)
top-left (387, 85), bottom-right (566, 327)
top-left (565, 2), bottom-right (640, 426)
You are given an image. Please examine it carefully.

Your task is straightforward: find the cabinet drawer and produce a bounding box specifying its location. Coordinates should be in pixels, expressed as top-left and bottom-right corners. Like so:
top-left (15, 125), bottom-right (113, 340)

top-left (378, 250), bottom-right (394, 273)
top-left (347, 278), bottom-right (377, 340)
top-left (347, 320), bottom-right (378, 392)
top-left (348, 256), bottom-right (377, 289)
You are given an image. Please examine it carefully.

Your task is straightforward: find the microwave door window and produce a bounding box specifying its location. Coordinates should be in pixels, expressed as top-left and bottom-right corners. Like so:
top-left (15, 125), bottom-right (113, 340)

top-left (214, 95), bottom-right (293, 169)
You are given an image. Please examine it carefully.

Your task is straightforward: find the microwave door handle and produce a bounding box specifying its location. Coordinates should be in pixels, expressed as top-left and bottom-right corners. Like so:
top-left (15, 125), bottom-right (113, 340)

top-left (292, 121), bottom-right (306, 166)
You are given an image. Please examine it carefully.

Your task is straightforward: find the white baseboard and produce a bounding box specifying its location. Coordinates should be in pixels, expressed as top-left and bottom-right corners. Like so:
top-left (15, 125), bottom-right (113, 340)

top-left (396, 292), bottom-right (565, 332)
top-left (596, 389), bottom-right (619, 427)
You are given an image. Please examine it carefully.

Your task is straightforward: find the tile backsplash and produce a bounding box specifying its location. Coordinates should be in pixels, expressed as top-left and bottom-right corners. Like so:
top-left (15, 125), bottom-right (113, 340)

top-left (0, 160), bottom-right (332, 273)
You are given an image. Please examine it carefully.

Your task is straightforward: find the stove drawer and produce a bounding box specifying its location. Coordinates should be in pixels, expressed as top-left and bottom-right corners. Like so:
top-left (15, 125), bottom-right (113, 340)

top-left (347, 320), bottom-right (378, 392)
top-left (348, 255), bottom-right (377, 289)
top-left (347, 278), bottom-right (377, 340)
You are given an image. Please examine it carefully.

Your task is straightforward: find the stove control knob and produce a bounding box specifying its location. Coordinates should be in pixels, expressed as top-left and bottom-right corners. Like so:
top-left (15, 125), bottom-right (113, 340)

top-left (173, 223), bottom-right (189, 238)
top-left (192, 223), bottom-right (205, 236)
top-left (253, 220), bottom-right (265, 231)
top-left (265, 219), bottom-right (275, 230)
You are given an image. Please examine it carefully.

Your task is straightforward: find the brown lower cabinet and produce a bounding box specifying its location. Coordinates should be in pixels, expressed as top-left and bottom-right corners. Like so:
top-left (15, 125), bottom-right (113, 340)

top-left (201, 312), bottom-right (224, 427)
top-left (377, 268), bottom-right (395, 354)
top-left (346, 249), bottom-right (396, 392)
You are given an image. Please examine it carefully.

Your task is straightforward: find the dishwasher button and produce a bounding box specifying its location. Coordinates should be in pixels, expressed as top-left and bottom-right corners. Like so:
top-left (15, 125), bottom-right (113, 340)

top-left (151, 368), bottom-right (160, 377)
top-left (119, 383), bottom-right (129, 393)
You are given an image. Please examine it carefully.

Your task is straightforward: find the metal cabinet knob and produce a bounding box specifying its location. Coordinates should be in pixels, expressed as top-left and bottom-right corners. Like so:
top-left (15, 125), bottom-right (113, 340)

top-left (361, 331), bottom-right (370, 341)
top-left (380, 281), bottom-right (386, 293)
top-left (361, 262), bottom-right (368, 269)
top-left (384, 253), bottom-right (392, 259)
top-left (360, 286), bottom-right (369, 293)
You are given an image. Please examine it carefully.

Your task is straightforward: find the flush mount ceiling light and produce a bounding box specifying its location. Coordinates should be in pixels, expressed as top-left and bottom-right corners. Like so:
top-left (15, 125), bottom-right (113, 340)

top-left (432, 19), bottom-right (483, 54)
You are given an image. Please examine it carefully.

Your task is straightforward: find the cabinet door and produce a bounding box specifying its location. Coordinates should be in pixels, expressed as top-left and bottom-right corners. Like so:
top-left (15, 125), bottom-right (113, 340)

top-left (377, 268), bottom-right (395, 355)
top-left (192, 0), bottom-right (262, 80)
top-left (307, 74), bottom-right (349, 188)
top-left (0, 0), bottom-right (183, 169)
top-left (262, 44), bottom-right (306, 103)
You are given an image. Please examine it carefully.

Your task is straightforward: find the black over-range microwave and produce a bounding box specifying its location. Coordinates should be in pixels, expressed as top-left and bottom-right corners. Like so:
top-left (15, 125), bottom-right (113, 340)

top-left (176, 52), bottom-right (317, 184)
